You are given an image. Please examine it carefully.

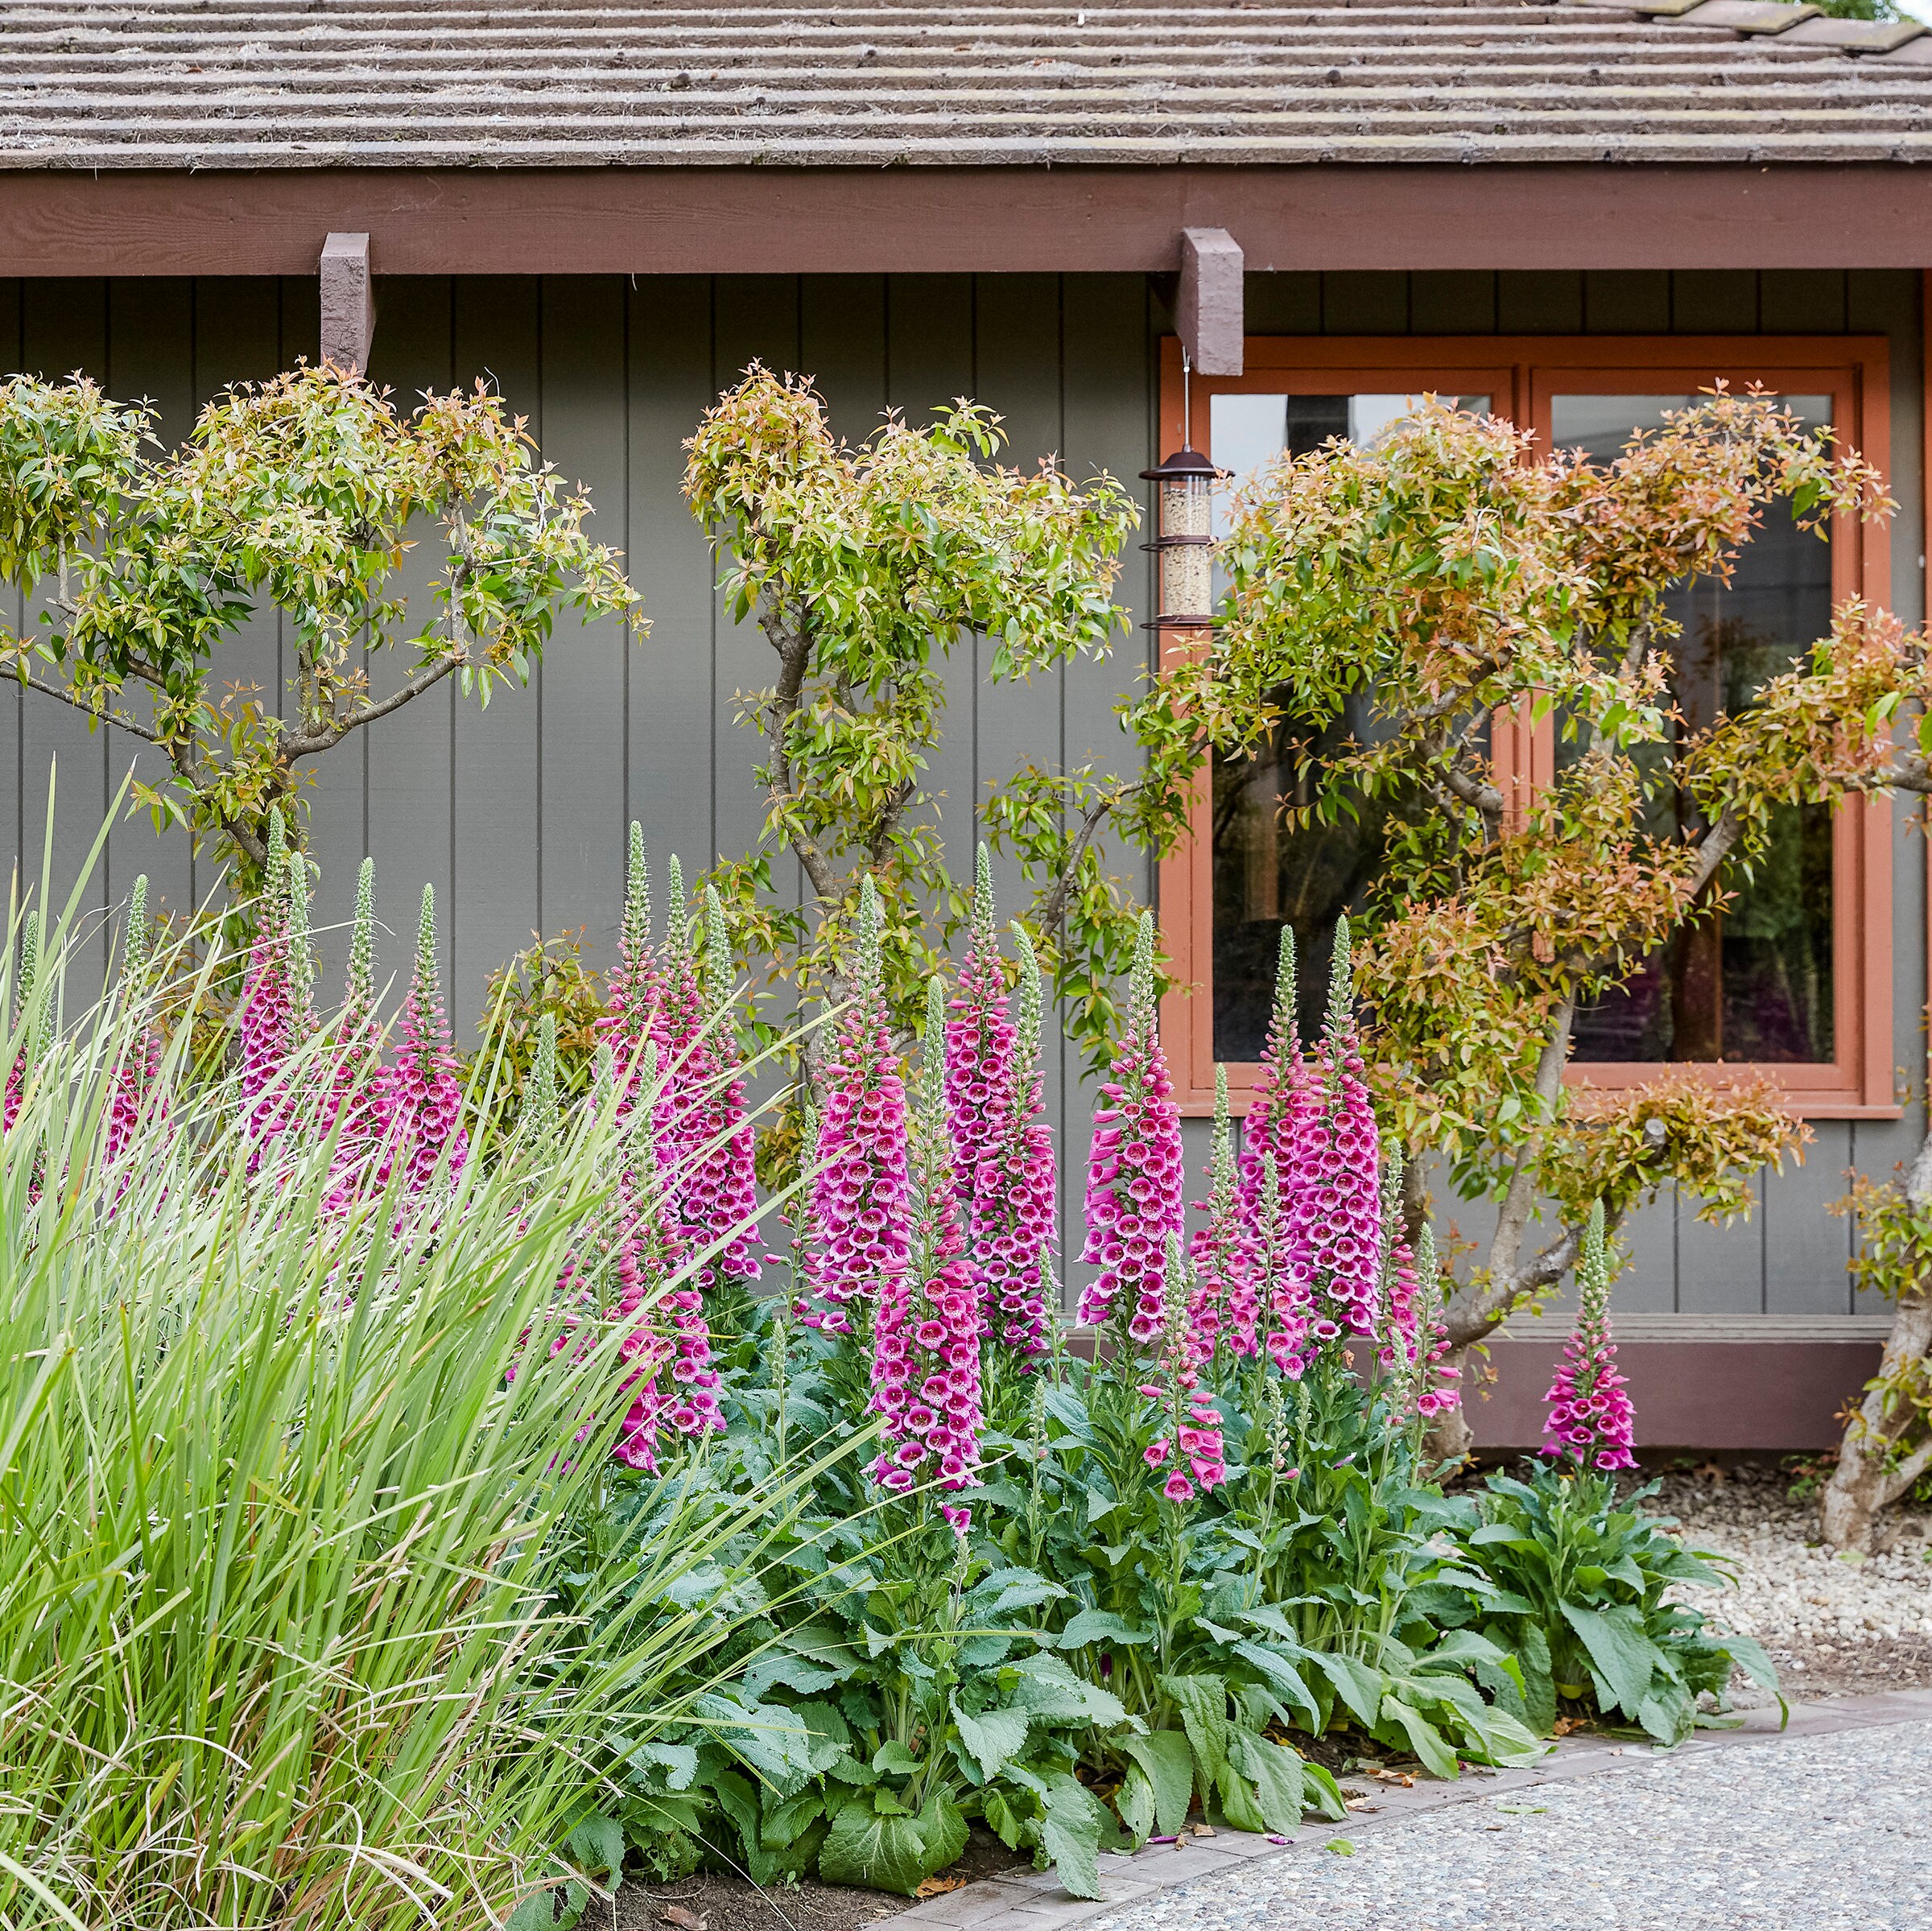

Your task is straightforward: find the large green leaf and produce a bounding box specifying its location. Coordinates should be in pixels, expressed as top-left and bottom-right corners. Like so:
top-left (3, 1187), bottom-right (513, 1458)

top-left (952, 1700), bottom-right (1032, 1781)
top-left (1231, 1640), bottom-right (1321, 1725)
top-left (1058, 1607), bottom-right (1152, 1649)
top-left (1559, 1601), bottom-right (1659, 1720)
top-left (1377, 1694), bottom-right (1459, 1779)
top-left (1117, 1764), bottom-right (1156, 1846)
top-left (1158, 1673), bottom-right (1230, 1785)
top-left (1041, 1772), bottom-right (1110, 1900)
top-left (1311, 1652), bottom-right (1383, 1730)
top-left (818, 1799), bottom-right (937, 1896)
top-left (918, 1792), bottom-right (970, 1874)
top-left (1227, 1729), bottom-right (1306, 1834)
top-left (1008, 1652), bottom-right (1129, 1726)
top-left (1215, 1758), bottom-right (1268, 1834)
top-left (1123, 1729), bottom-right (1195, 1836)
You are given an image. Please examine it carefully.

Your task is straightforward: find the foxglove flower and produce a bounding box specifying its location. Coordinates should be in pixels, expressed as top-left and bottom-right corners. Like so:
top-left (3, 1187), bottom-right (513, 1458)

top-left (650, 856), bottom-right (708, 1190)
top-left (1249, 1150), bottom-right (1312, 1378)
top-left (971, 921), bottom-right (1056, 1361)
top-left (1188, 1065), bottom-right (1254, 1368)
top-left (603, 820), bottom-right (662, 1108)
top-left (675, 885), bottom-right (761, 1305)
top-left (522, 1009), bottom-right (561, 1143)
top-left (1141, 1235), bottom-right (1227, 1502)
top-left (1375, 1150), bottom-right (1417, 1372)
top-left (237, 809), bottom-right (295, 1144)
top-left (382, 883), bottom-right (468, 1194)
top-left (800, 877), bottom-right (913, 1334)
top-left (1078, 912), bottom-right (1184, 1347)
top-left (1283, 918), bottom-right (1382, 1345)
top-left (946, 843), bottom-right (1018, 1243)
top-left (1237, 926), bottom-right (1316, 1221)
top-left (4, 910), bottom-right (40, 1133)
top-left (105, 874), bottom-right (165, 1167)
top-left (613, 1085), bottom-right (725, 1470)
top-left (1542, 1203), bottom-right (1635, 1473)
top-left (325, 857), bottom-right (390, 1207)
top-left (869, 976), bottom-right (985, 1525)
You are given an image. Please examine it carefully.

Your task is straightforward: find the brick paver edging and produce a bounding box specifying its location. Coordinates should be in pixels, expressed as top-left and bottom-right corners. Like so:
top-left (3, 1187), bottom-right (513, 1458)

top-left (897, 1690), bottom-right (1932, 1931)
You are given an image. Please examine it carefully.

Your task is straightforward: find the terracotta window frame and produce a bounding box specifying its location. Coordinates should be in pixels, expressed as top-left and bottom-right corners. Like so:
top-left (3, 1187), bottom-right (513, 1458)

top-left (1156, 334), bottom-right (1897, 1122)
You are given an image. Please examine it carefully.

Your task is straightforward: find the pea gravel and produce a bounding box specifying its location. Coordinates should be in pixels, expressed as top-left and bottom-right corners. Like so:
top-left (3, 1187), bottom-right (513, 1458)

top-left (1084, 1719), bottom-right (1932, 1931)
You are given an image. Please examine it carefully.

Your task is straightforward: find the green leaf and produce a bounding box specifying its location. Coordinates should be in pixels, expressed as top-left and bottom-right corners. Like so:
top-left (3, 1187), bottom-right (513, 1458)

top-left (1559, 1602), bottom-right (1659, 1721)
top-left (1325, 1838), bottom-right (1356, 1856)
top-left (1117, 1764), bottom-right (1156, 1846)
top-left (1311, 1652), bottom-right (1383, 1731)
top-left (1377, 1694), bottom-right (1460, 1779)
top-left (952, 1701), bottom-right (1031, 1781)
top-left (1717, 1632), bottom-right (1783, 1702)
top-left (1157, 1673), bottom-right (1230, 1785)
top-left (982, 1785), bottom-right (1023, 1850)
top-left (1122, 1729), bottom-right (1195, 1836)
top-left (564, 1813), bottom-right (624, 1890)
top-left (818, 1800), bottom-right (935, 1896)
top-left (1041, 1775), bottom-right (1108, 1900)
top-left (1227, 1730), bottom-right (1307, 1834)
top-left (1008, 1652), bottom-right (1129, 1727)
top-left (918, 1791), bottom-right (970, 1875)
top-left (1231, 1640), bottom-right (1321, 1725)
top-left (1214, 1758), bottom-right (1268, 1834)
top-left (1058, 1607), bottom-right (1152, 1649)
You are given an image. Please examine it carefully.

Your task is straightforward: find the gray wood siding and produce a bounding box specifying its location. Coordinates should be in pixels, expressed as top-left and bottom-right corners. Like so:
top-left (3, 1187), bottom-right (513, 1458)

top-left (0, 268), bottom-right (1918, 1321)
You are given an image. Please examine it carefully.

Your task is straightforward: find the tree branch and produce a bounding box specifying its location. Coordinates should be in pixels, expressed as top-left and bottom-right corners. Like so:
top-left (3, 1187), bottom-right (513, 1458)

top-left (17, 670), bottom-right (162, 746)
top-left (276, 654), bottom-right (464, 760)
top-left (1447, 995), bottom-right (1577, 1349)
top-left (1034, 788), bottom-right (1119, 942)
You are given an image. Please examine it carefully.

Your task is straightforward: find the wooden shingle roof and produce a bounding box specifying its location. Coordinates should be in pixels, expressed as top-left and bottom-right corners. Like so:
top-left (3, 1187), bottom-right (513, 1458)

top-left (5, 0), bottom-right (1932, 169)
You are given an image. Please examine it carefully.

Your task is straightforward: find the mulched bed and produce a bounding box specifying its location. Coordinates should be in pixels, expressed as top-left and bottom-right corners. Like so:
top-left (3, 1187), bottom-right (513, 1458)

top-left (609, 1826), bottom-right (1031, 1931)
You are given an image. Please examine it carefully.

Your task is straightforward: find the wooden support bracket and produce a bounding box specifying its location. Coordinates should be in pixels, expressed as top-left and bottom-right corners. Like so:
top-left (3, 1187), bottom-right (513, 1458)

top-left (319, 231), bottom-right (374, 375)
top-left (1178, 227), bottom-right (1244, 377)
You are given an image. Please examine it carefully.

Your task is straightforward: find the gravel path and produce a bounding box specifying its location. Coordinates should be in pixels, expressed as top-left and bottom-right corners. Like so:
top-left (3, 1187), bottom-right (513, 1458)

top-left (1643, 1467), bottom-right (1932, 1699)
top-left (1085, 1719), bottom-right (1932, 1931)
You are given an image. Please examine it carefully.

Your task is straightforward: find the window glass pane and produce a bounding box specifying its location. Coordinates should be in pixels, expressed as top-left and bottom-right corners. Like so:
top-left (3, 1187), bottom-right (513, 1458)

top-left (1554, 394), bottom-right (1835, 1064)
top-left (1208, 392), bottom-right (1487, 1061)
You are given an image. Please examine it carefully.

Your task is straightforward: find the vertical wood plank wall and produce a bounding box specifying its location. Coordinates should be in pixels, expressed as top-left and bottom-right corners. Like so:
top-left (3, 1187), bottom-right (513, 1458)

top-left (0, 269), bottom-right (1917, 1321)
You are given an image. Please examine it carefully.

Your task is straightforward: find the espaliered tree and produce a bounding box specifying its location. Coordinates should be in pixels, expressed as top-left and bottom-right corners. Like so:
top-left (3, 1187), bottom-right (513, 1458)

top-left (0, 364), bottom-right (642, 881)
top-left (683, 364), bottom-right (1142, 1068)
top-left (1183, 387), bottom-right (1932, 1515)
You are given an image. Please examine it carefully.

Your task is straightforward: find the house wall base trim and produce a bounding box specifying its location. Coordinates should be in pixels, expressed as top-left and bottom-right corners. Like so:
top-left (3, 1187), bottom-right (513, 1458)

top-left (1472, 1338), bottom-right (1885, 1452)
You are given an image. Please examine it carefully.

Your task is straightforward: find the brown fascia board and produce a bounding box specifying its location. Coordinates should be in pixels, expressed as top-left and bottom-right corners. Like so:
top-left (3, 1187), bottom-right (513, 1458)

top-left (6, 163), bottom-right (1932, 277)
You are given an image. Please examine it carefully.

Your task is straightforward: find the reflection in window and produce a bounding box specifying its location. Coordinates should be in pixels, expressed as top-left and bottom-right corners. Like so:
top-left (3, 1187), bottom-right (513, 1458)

top-left (1554, 396), bottom-right (1835, 1065)
top-left (1208, 393), bottom-right (1488, 1061)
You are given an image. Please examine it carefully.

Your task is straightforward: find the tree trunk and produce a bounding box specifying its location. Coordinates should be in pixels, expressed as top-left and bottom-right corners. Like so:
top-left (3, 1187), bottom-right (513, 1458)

top-left (1819, 1128), bottom-right (1932, 1551)
top-left (1818, 1284), bottom-right (1932, 1551)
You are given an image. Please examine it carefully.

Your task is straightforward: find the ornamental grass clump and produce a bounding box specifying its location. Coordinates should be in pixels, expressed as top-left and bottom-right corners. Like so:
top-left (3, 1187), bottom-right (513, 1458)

top-left (0, 877), bottom-right (814, 1931)
top-left (1542, 1200), bottom-right (1637, 1473)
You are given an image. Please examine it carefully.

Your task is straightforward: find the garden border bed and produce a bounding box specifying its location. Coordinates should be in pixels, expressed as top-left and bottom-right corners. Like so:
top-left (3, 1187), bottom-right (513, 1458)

top-left (885, 1690), bottom-right (1932, 1931)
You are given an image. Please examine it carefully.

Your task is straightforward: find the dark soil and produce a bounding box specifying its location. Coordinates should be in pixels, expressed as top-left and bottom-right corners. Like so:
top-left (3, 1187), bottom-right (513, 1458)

top-left (609, 1827), bottom-right (1031, 1931)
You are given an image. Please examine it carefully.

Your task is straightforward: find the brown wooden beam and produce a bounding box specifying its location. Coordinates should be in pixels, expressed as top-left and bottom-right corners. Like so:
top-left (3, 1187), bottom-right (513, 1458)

top-left (3, 164), bottom-right (1932, 277)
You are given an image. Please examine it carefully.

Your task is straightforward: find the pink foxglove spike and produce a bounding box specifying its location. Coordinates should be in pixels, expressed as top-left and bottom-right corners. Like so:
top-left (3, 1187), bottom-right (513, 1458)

top-left (1077, 910), bottom-right (1184, 1349)
top-left (1541, 1204), bottom-right (1635, 1473)
top-left (801, 876), bottom-right (912, 1335)
top-left (869, 974), bottom-right (985, 1529)
top-left (1282, 918), bottom-right (1382, 1348)
top-left (945, 844), bottom-right (1018, 1277)
top-left (382, 882), bottom-right (468, 1194)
